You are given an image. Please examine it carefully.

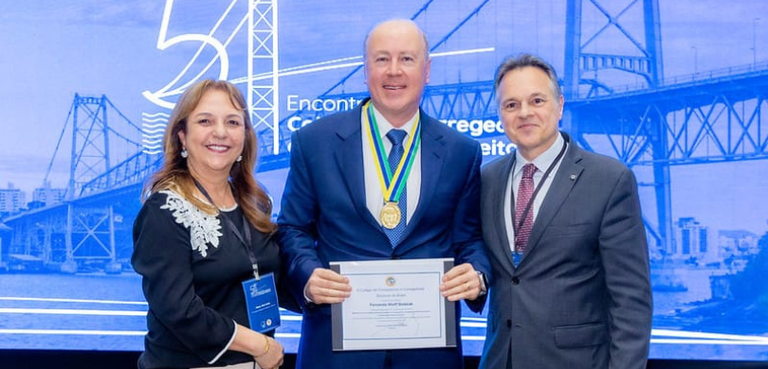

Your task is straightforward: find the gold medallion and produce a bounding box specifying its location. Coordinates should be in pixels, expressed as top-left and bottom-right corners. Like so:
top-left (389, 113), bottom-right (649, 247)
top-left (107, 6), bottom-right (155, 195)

top-left (380, 202), bottom-right (402, 229)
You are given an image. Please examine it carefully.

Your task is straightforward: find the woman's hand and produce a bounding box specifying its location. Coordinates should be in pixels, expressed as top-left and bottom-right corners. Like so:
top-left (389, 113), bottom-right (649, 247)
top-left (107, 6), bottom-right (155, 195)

top-left (254, 336), bottom-right (284, 369)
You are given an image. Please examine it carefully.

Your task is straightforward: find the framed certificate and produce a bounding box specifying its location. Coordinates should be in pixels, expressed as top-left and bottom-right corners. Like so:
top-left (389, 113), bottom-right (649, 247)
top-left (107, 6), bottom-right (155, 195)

top-left (329, 258), bottom-right (456, 351)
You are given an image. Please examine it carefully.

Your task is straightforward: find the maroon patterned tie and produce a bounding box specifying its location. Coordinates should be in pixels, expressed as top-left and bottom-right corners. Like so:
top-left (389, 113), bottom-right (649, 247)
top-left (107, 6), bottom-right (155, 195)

top-left (514, 164), bottom-right (537, 253)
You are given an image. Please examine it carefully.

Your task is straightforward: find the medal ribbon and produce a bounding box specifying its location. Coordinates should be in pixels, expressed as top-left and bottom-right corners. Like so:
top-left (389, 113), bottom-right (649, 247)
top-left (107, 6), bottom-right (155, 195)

top-left (363, 101), bottom-right (421, 202)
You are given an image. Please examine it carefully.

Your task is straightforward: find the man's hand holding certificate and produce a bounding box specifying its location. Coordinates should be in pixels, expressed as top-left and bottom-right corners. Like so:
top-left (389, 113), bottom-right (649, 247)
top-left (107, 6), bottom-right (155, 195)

top-left (304, 268), bottom-right (353, 304)
top-left (439, 262), bottom-right (485, 302)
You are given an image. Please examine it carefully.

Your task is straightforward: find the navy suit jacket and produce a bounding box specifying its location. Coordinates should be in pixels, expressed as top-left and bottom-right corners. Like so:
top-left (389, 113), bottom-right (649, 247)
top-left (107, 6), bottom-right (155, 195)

top-left (278, 99), bottom-right (491, 369)
top-left (478, 133), bottom-right (652, 369)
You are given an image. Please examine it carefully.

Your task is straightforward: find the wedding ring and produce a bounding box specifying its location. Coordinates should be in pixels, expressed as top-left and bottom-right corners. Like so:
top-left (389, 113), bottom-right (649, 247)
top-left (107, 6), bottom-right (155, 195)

top-left (465, 282), bottom-right (470, 291)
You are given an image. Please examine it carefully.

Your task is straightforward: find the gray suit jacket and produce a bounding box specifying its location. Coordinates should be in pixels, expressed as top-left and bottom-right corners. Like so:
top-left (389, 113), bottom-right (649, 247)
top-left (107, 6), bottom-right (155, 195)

top-left (478, 132), bottom-right (652, 369)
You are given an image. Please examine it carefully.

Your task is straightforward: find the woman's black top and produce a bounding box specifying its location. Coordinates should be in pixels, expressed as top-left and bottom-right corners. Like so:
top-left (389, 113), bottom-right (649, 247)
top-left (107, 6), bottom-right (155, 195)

top-left (132, 190), bottom-right (283, 369)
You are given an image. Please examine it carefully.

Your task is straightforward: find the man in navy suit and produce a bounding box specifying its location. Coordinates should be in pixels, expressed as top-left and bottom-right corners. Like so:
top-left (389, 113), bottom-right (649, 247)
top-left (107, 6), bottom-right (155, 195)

top-left (479, 54), bottom-right (652, 369)
top-left (278, 19), bottom-right (491, 369)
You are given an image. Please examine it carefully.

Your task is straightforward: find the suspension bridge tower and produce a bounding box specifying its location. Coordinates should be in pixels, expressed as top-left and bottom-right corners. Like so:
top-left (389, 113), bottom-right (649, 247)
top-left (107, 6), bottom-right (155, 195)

top-left (562, 0), bottom-right (673, 253)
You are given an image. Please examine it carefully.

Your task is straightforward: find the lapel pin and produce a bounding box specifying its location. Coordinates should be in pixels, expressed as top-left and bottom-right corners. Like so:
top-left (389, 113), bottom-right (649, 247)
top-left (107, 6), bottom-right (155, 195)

top-left (569, 174), bottom-right (577, 180)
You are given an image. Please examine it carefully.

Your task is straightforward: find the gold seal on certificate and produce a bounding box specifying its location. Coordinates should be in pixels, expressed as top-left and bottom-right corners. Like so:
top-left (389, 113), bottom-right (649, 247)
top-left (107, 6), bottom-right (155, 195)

top-left (380, 202), bottom-right (401, 229)
top-left (385, 276), bottom-right (396, 286)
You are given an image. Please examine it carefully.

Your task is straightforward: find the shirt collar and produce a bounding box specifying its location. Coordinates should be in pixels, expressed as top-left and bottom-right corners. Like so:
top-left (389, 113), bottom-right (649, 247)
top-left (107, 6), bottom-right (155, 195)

top-left (514, 132), bottom-right (565, 176)
top-left (370, 104), bottom-right (418, 141)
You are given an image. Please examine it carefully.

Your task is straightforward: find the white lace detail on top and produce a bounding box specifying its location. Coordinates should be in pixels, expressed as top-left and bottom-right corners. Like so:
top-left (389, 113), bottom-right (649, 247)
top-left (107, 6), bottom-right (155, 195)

top-left (159, 190), bottom-right (222, 258)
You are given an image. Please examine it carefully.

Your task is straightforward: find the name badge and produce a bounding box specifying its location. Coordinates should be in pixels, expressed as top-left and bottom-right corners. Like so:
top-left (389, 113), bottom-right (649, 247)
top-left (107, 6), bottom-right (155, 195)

top-left (242, 273), bottom-right (281, 333)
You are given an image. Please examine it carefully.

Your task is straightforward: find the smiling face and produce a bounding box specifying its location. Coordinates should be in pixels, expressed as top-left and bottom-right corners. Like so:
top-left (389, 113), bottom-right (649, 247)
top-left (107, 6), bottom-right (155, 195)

top-left (177, 89), bottom-right (245, 182)
top-left (364, 19), bottom-right (431, 127)
top-left (497, 66), bottom-right (564, 161)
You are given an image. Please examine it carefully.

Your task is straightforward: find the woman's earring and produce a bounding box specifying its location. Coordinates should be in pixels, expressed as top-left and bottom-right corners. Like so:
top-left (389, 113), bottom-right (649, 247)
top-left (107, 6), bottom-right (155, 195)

top-left (236, 155), bottom-right (243, 162)
top-left (181, 149), bottom-right (188, 158)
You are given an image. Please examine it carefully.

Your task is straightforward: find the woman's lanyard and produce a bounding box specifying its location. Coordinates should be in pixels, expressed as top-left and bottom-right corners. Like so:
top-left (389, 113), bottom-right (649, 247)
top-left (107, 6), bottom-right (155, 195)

top-left (193, 179), bottom-right (260, 280)
top-left (511, 141), bottom-right (568, 249)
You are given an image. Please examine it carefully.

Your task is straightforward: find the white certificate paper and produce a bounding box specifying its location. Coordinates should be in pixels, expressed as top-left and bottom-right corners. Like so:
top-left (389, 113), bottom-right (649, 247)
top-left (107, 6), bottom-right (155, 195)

top-left (330, 258), bottom-right (456, 351)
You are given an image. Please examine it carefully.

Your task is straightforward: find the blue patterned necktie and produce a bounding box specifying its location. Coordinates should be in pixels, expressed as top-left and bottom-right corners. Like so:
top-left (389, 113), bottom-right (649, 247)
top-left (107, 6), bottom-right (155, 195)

top-left (385, 129), bottom-right (407, 246)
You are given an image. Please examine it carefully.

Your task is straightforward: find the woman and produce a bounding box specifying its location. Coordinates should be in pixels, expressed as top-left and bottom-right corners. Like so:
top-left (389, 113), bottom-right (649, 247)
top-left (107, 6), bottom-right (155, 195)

top-left (132, 79), bottom-right (285, 369)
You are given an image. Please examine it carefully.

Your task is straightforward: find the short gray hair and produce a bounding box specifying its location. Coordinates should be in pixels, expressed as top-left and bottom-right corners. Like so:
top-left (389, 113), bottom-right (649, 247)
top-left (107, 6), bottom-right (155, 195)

top-left (494, 53), bottom-right (562, 98)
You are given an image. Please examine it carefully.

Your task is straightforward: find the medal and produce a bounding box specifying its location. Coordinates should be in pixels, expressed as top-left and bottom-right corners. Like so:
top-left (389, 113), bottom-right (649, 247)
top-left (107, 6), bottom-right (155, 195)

top-left (380, 202), bottom-right (402, 229)
top-left (363, 101), bottom-right (421, 229)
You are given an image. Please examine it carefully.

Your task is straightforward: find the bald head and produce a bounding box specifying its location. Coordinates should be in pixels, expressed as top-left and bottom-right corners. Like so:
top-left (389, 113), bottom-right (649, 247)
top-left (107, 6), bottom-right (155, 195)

top-left (364, 19), bottom-right (429, 61)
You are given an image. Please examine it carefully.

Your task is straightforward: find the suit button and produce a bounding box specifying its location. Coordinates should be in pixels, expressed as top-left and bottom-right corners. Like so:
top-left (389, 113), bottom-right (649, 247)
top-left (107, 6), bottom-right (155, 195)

top-left (506, 319), bottom-right (512, 328)
top-left (511, 277), bottom-right (520, 285)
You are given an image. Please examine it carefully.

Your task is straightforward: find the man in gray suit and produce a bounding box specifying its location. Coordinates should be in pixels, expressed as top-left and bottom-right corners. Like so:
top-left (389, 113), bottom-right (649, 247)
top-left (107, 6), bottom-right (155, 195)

top-left (479, 53), bottom-right (652, 369)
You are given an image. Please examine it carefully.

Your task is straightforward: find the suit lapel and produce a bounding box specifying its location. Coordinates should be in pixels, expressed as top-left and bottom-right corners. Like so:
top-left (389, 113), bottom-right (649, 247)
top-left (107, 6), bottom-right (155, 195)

top-left (397, 115), bottom-right (443, 248)
top-left (518, 139), bottom-right (584, 266)
top-left (490, 155), bottom-right (518, 274)
top-left (333, 103), bottom-right (382, 232)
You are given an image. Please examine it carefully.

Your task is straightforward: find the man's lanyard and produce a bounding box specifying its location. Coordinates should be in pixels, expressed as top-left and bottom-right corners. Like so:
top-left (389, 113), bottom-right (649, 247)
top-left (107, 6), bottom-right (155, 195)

top-left (510, 141), bottom-right (568, 247)
top-left (193, 179), bottom-right (260, 280)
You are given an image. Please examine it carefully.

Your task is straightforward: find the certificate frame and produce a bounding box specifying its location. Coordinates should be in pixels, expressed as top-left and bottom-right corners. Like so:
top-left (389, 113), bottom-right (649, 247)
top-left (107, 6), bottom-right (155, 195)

top-left (329, 258), bottom-right (456, 351)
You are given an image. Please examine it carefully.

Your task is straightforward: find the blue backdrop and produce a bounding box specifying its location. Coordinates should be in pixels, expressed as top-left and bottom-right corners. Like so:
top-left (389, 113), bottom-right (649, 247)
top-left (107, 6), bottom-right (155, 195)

top-left (0, 0), bottom-right (767, 361)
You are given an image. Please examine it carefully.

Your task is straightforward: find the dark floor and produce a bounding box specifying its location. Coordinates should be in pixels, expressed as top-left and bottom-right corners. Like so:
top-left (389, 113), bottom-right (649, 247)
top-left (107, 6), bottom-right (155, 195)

top-left (1, 350), bottom-right (767, 369)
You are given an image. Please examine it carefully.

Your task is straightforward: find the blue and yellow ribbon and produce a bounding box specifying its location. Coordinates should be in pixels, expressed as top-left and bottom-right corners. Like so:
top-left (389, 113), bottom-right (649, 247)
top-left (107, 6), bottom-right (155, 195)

top-left (363, 101), bottom-right (421, 203)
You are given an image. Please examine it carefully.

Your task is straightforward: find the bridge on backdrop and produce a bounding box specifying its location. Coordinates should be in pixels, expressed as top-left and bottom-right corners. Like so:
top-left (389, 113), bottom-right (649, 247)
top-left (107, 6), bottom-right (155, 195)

top-left (1, 0), bottom-right (766, 274)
